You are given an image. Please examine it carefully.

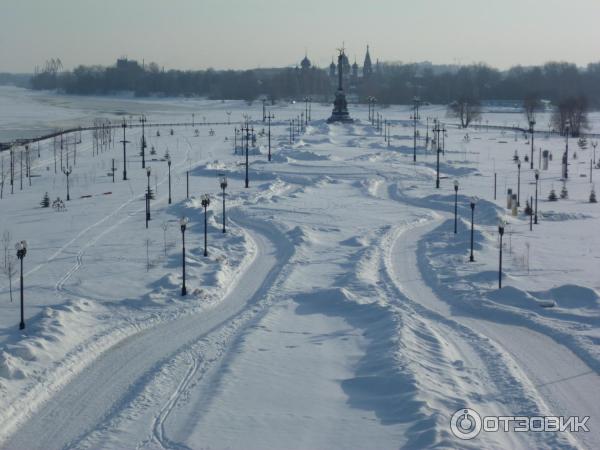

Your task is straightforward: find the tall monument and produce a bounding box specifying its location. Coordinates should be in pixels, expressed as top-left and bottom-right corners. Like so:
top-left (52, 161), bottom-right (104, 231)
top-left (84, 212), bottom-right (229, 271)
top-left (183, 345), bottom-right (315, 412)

top-left (327, 48), bottom-right (353, 123)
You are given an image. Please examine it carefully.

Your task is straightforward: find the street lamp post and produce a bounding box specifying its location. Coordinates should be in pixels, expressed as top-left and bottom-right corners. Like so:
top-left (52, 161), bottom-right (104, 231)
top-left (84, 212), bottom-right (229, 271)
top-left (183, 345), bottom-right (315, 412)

top-left (564, 124), bottom-right (570, 179)
top-left (220, 176), bottom-right (227, 233)
top-left (530, 196), bottom-right (533, 231)
top-left (146, 167), bottom-right (151, 221)
top-left (304, 97), bottom-right (309, 126)
top-left (469, 197), bottom-right (477, 262)
top-left (498, 219), bottom-right (505, 289)
top-left (180, 217), bottom-right (188, 296)
top-left (454, 180), bottom-right (459, 234)
top-left (435, 122), bottom-right (442, 188)
top-left (121, 120), bottom-right (129, 181)
top-left (16, 240), bottom-right (27, 330)
top-left (534, 169), bottom-right (539, 224)
top-left (201, 194), bottom-right (210, 256)
top-left (244, 125), bottom-right (251, 188)
top-left (167, 157), bottom-right (172, 204)
top-left (529, 120), bottom-right (535, 170)
top-left (517, 159), bottom-right (521, 207)
top-left (62, 166), bottom-right (72, 201)
top-left (234, 128), bottom-right (238, 154)
top-left (267, 112), bottom-right (274, 161)
top-left (140, 115), bottom-right (147, 169)
top-left (412, 97), bottom-right (420, 162)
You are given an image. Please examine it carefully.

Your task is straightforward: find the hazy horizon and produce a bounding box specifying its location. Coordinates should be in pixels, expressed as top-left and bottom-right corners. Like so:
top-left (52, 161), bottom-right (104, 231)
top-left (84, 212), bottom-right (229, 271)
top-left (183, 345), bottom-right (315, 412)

top-left (2, 0), bottom-right (600, 73)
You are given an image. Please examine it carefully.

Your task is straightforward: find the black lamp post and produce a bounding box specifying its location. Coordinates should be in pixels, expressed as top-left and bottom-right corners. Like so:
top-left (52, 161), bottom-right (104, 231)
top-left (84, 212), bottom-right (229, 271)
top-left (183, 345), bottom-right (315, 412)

top-left (180, 217), bottom-right (188, 296)
top-left (146, 167), bottom-right (151, 221)
top-left (267, 112), bottom-right (274, 162)
top-left (412, 97), bottom-right (420, 162)
top-left (534, 169), bottom-right (539, 224)
top-left (469, 197), bottom-right (477, 262)
top-left (16, 240), bottom-right (27, 330)
top-left (220, 176), bottom-right (227, 233)
top-left (234, 128), bottom-right (239, 154)
top-left (435, 122), bottom-right (441, 188)
top-left (308, 97), bottom-right (312, 121)
top-left (121, 120), bottom-right (129, 181)
top-left (498, 219), bottom-right (505, 289)
top-left (517, 159), bottom-right (521, 207)
top-left (529, 120), bottom-right (535, 170)
top-left (167, 157), bottom-right (172, 204)
top-left (140, 115), bottom-right (147, 169)
top-left (454, 180), bottom-right (459, 234)
top-left (62, 166), bottom-right (72, 201)
top-left (564, 124), bottom-right (570, 179)
top-left (244, 125), bottom-right (251, 188)
top-left (304, 97), bottom-right (309, 126)
top-left (201, 194), bottom-right (210, 256)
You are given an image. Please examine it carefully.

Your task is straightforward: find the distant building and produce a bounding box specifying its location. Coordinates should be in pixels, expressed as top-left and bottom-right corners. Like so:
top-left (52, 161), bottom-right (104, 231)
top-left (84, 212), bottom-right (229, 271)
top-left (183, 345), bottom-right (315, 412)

top-left (327, 45), bottom-right (377, 89)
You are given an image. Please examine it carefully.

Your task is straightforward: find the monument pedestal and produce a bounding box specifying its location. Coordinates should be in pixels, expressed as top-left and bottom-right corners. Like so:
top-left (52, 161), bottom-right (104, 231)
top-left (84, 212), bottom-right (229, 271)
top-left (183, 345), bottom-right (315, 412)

top-left (327, 89), bottom-right (353, 123)
top-left (327, 49), bottom-right (354, 124)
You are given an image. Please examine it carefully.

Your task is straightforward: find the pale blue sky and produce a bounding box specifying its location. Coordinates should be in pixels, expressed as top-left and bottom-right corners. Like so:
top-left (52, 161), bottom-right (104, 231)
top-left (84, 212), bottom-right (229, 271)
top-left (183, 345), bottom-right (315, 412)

top-left (1, 0), bottom-right (599, 72)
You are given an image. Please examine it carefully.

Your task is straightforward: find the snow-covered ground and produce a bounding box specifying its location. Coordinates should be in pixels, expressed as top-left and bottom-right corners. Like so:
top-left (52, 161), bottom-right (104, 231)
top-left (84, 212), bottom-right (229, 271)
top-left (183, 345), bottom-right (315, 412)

top-left (0, 87), bottom-right (598, 449)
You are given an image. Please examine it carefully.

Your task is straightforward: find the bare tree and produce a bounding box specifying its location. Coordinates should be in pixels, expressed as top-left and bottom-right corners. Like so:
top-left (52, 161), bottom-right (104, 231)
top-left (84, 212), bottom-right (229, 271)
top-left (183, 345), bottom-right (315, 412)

top-left (448, 97), bottom-right (481, 128)
top-left (2, 231), bottom-right (16, 302)
top-left (161, 221), bottom-right (169, 257)
top-left (552, 96), bottom-right (589, 136)
top-left (523, 94), bottom-right (542, 124)
top-left (0, 154), bottom-right (6, 199)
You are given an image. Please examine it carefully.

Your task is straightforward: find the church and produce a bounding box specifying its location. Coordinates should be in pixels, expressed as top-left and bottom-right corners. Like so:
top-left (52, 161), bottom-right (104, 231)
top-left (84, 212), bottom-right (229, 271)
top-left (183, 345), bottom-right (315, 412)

top-left (296, 46), bottom-right (381, 100)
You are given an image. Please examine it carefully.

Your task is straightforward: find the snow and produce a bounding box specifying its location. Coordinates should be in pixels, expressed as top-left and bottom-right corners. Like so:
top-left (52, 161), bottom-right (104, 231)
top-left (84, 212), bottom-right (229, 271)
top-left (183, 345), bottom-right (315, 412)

top-left (0, 86), bottom-right (598, 449)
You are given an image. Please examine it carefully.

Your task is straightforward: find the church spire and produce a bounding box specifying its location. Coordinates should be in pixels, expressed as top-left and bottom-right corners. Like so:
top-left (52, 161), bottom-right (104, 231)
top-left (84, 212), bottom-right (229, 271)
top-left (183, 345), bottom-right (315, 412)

top-left (363, 45), bottom-right (373, 78)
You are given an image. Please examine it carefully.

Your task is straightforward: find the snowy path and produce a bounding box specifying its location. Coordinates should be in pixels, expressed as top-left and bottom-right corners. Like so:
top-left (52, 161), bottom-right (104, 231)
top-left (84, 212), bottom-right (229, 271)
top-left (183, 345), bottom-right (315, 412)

top-left (388, 217), bottom-right (600, 449)
top-left (1, 213), bottom-right (285, 450)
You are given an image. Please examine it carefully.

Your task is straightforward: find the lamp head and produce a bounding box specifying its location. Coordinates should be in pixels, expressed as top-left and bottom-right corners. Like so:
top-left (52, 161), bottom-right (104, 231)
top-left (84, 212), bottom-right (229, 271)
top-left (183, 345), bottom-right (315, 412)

top-left (470, 196), bottom-right (478, 207)
top-left (535, 169), bottom-right (539, 179)
top-left (454, 180), bottom-right (459, 190)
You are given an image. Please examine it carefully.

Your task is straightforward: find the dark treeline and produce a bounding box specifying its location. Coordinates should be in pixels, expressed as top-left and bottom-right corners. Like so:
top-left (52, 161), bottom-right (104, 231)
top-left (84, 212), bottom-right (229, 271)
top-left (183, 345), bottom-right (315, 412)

top-left (30, 58), bottom-right (600, 108)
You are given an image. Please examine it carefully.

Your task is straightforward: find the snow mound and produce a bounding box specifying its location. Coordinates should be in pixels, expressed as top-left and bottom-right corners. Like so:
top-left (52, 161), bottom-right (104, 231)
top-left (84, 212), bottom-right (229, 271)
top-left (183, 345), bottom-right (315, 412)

top-left (0, 352), bottom-right (25, 380)
top-left (487, 286), bottom-right (555, 309)
top-left (339, 236), bottom-right (369, 247)
top-left (537, 284), bottom-right (600, 309)
top-left (540, 211), bottom-right (593, 221)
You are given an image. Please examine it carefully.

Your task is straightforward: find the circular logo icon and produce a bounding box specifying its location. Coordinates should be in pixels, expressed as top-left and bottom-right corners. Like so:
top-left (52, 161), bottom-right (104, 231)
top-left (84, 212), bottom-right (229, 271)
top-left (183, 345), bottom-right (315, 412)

top-left (450, 408), bottom-right (482, 440)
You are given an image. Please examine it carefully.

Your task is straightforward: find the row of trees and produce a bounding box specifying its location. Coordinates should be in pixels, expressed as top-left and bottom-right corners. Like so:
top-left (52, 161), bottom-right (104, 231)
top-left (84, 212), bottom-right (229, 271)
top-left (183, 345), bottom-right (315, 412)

top-left (30, 58), bottom-right (333, 101)
top-left (30, 58), bottom-right (600, 107)
top-left (448, 92), bottom-right (589, 136)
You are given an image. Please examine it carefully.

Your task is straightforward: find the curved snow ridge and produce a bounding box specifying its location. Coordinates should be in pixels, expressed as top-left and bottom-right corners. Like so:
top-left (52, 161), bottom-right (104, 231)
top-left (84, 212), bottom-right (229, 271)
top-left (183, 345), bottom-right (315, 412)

top-left (420, 218), bottom-right (600, 374)
top-left (382, 220), bottom-right (574, 449)
top-left (305, 223), bottom-right (504, 447)
top-left (72, 213), bottom-right (297, 450)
